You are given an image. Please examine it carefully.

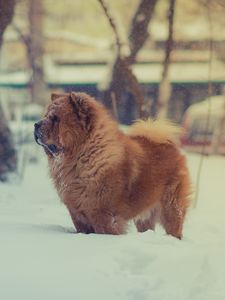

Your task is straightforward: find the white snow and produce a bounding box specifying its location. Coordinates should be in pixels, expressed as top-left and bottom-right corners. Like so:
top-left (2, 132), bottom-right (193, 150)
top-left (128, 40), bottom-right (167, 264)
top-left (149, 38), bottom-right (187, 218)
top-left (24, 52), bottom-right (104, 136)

top-left (186, 95), bottom-right (225, 118)
top-left (0, 150), bottom-right (225, 300)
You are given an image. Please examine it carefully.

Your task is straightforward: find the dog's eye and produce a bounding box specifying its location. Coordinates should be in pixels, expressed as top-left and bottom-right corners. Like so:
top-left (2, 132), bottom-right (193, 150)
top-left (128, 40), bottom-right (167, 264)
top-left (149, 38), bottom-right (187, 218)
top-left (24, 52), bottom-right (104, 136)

top-left (52, 115), bottom-right (60, 123)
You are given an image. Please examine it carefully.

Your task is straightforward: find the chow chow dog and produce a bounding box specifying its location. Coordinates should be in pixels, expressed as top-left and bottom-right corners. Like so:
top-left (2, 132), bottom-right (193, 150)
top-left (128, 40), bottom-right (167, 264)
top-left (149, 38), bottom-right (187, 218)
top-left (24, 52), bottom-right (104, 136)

top-left (34, 92), bottom-right (191, 239)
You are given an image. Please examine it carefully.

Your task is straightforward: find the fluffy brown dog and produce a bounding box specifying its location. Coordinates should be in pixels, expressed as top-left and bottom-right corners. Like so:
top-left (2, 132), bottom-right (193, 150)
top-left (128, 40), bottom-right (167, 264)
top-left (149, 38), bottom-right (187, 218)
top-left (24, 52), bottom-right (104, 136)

top-left (34, 92), bottom-right (191, 239)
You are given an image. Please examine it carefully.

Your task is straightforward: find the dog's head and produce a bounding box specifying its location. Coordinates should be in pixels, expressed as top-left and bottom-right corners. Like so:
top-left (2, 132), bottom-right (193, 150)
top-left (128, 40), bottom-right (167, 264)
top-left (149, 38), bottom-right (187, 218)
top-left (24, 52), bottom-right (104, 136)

top-left (34, 92), bottom-right (98, 157)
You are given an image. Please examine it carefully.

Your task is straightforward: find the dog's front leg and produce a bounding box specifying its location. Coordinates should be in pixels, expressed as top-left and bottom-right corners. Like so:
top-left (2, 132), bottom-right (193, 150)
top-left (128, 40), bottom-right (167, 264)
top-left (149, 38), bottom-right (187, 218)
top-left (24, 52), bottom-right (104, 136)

top-left (67, 205), bottom-right (94, 234)
top-left (88, 209), bottom-right (127, 235)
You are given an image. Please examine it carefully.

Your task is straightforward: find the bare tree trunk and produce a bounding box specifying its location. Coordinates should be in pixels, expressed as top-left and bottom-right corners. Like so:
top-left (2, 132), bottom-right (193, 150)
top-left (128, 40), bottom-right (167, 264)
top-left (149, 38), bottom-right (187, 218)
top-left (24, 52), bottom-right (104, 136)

top-left (0, 105), bottom-right (17, 181)
top-left (0, 0), bottom-right (17, 181)
top-left (28, 0), bottom-right (46, 105)
top-left (128, 0), bottom-right (158, 64)
top-left (211, 117), bottom-right (225, 154)
top-left (157, 0), bottom-right (176, 119)
top-left (99, 0), bottom-right (158, 122)
top-left (0, 0), bottom-right (15, 47)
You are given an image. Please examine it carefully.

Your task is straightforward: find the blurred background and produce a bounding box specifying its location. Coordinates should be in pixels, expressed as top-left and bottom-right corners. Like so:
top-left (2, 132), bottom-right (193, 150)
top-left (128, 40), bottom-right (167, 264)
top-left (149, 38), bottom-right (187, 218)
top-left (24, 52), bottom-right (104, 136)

top-left (0, 0), bottom-right (225, 181)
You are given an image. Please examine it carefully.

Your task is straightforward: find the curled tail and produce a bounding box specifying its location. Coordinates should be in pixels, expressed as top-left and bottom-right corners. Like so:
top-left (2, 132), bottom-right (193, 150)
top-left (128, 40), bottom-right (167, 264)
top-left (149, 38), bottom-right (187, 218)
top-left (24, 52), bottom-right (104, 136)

top-left (128, 118), bottom-right (181, 144)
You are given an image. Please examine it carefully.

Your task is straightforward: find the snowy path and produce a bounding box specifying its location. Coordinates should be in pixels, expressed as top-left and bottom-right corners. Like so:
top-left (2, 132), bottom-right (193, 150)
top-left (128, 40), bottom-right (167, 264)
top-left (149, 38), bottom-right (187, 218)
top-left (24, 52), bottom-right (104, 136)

top-left (0, 153), bottom-right (225, 300)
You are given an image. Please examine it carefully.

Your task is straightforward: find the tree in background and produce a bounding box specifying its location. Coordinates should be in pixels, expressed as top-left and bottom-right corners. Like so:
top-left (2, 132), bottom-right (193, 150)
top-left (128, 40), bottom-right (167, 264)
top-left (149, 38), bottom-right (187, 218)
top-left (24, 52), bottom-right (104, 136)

top-left (13, 0), bottom-right (46, 105)
top-left (157, 0), bottom-right (176, 119)
top-left (28, 0), bottom-right (46, 105)
top-left (0, 0), bottom-right (17, 181)
top-left (99, 0), bottom-right (158, 123)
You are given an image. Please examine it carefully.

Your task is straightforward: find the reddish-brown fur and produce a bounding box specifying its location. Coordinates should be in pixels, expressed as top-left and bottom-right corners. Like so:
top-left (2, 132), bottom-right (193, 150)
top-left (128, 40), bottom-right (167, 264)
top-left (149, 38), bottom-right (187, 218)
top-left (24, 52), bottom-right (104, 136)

top-left (35, 92), bottom-right (191, 239)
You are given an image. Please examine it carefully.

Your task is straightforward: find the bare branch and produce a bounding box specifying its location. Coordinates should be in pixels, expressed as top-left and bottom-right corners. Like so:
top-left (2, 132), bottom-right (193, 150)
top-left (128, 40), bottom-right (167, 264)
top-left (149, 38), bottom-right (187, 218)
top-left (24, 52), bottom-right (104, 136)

top-left (128, 0), bottom-right (158, 63)
top-left (111, 92), bottom-right (119, 120)
top-left (98, 0), bottom-right (146, 119)
top-left (157, 0), bottom-right (176, 118)
top-left (0, 0), bottom-right (15, 47)
top-left (120, 58), bottom-right (145, 118)
top-left (161, 0), bottom-right (176, 81)
top-left (11, 23), bottom-right (30, 48)
top-left (97, 0), bottom-right (129, 57)
top-left (194, 1), bottom-right (214, 208)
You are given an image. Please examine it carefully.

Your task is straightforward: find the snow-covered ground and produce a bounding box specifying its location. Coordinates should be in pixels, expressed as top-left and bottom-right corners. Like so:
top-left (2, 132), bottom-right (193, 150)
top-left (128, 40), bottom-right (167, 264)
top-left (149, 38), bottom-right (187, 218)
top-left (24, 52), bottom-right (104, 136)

top-left (0, 150), bottom-right (225, 300)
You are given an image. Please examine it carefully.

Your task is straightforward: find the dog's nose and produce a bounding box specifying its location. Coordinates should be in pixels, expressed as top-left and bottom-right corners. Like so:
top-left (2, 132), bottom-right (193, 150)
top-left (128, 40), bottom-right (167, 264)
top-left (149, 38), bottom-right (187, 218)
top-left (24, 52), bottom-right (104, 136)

top-left (34, 121), bottom-right (42, 130)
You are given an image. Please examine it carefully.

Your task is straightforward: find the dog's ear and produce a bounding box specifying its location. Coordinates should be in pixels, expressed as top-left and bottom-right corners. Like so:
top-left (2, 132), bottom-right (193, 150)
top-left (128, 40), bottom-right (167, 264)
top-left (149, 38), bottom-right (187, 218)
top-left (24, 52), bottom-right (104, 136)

top-left (51, 93), bottom-right (61, 102)
top-left (51, 92), bottom-right (69, 102)
top-left (69, 92), bottom-right (92, 131)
